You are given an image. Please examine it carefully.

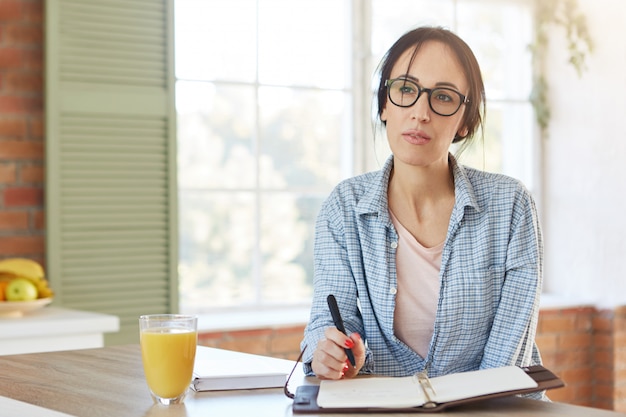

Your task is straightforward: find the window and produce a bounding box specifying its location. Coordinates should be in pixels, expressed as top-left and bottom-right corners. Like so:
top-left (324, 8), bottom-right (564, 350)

top-left (175, 0), bottom-right (535, 314)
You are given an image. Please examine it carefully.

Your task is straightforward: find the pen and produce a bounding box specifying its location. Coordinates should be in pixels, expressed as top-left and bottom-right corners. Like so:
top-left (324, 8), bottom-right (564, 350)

top-left (327, 294), bottom-right (356, 367)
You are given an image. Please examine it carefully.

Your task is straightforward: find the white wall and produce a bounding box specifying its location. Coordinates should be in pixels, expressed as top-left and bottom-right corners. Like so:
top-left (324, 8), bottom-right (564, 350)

top-left (542, 0), bottom-right (626, 307)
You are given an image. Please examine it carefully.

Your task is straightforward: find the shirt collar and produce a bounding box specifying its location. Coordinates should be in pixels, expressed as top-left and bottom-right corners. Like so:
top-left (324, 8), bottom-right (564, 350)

top-left (355, 153), bottom-right (481, 222)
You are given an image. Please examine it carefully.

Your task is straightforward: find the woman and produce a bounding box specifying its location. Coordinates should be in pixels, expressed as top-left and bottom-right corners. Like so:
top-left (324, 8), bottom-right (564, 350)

top-left (301, 26), bottom-right (544, 399)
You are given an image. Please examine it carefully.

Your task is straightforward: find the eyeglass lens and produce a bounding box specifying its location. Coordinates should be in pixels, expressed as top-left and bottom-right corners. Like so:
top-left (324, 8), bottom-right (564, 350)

top-left (388, 79), bottom-right (463, 116)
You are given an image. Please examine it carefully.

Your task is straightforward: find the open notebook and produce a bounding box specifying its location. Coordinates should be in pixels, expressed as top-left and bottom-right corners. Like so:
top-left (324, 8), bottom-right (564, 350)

top-left (292, 365), bottom-right (564, 413)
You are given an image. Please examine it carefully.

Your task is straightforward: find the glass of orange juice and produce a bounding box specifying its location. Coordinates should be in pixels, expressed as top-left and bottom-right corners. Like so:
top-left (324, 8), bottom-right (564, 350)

top-left (139, 314), bottom-right (198, 405)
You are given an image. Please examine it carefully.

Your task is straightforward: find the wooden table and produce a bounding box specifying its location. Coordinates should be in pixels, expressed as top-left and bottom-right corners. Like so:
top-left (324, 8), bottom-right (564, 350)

top-left (0, 345), bottom-right (624, 417)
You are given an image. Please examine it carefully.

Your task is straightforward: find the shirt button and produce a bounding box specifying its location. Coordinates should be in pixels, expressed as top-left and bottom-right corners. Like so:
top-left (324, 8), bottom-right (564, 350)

top-left (391, 241), bottom-right (398, 249)
top-left (390, 287), bottom-right (397, 295)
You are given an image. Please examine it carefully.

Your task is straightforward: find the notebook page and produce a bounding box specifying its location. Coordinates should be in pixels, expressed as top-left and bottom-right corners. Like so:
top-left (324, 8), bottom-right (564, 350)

top-left (317, 375), bottom-right (426, 408)
top-left (430, 366), bottom-right (538, 403)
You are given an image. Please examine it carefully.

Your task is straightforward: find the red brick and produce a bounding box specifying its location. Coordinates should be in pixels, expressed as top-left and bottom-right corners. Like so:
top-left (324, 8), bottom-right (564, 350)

top-left (547, 386), bottom-right (574, 402)
top-left (595, 383), bottom-right (615, 401)
top-left (539, 313), bottom-right (577, 333)
top-left (219, 336), bottom-right (270, 355)
top-left (575, 310), bottom-right (594, 331)
top-left (32, 209), bottom-right (44, 230)
top-left (572, 384), bottom-right (593, 405)
top-left (561, 367), bottom-right (593, 385)
top-left (28, 115), bottom-right (43, 139)
top-left (535, 333), bottom-right (558, 352)
top-left (197, 338), bottom-right (220, 349)
top-left (0, 47), bottom-right (22, 69)
top-left (4, 72), bottom-right (43, 93)
top-left (20, 48), bottom-right (43, 71)
top-left (19, 163), bottom-right (43, 183)
top-left (0, 139), bottom-right (43, 159)
top-left (226, 328), bottom-right (272, 338)
top-left (558, 333), bottom-right (592, 350)
top-left (593, 312), bottom-right (615, 332)
top-left (539, 351), bottom-right (558, 369)
top-left (0, 1), bottom-right (22, 22)
top-left (198, 330), bottom-right (226, 341)
top-left (555, 350), bottom-right (590, 366)
top-left (0, 163), bottom-right (16, 183)
top-left (269, 330), bottom-right (303, 355)
top-left (274, 325), bottom-right (306, 335)
top-left (0, 235), bottom-right (44, 255)
top-left (21, 0), bottom-right (43, 23)
top-left (3, 23), bottom-right (42, 45)
top-left (3, 186), bottom-right (43, 206)
top-left (594, 350), bottom-right (615, 367)
top-left (594, 333), bottom-right (614, 349)
top-left (0, 210), bottom-right (28, 230)
top-left (595, 367), bottom-right (614, 383)
top-left (0, 95), bottom-right (43, 113)
top-left (594, 400), bottom-right (615, 411)
top-left (0, 118), bottom-right (28, 138)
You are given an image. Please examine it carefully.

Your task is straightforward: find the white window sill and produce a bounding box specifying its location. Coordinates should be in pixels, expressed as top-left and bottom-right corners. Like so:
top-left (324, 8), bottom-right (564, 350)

top-left (540, 293), bottom-right (595, 310)
top-left (191, 293), bottom-right (595, 333)
top-left (194, 307), bottom-right (311, 333)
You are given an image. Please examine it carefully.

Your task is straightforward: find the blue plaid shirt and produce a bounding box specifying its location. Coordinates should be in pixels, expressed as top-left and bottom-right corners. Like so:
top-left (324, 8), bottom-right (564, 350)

top-left (302, 154), bottom-right (544, 396)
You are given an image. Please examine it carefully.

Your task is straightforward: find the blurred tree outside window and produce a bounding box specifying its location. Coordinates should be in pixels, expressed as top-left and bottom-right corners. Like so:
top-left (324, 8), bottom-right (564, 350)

top-left (175, 0), bottom-right (534, 313)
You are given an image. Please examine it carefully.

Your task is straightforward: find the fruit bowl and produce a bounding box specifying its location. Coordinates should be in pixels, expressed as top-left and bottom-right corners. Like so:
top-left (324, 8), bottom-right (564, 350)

top-left (0, 298), bottom-right (53, 318)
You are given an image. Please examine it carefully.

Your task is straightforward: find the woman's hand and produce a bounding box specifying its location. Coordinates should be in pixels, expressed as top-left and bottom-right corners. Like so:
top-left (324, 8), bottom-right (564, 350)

top-left (311, 328), bottom-right (365, 379)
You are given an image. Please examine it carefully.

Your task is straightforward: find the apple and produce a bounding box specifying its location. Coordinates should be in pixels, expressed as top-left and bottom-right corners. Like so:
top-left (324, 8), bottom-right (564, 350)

top-left (5, 278), bottom-right (38, 301)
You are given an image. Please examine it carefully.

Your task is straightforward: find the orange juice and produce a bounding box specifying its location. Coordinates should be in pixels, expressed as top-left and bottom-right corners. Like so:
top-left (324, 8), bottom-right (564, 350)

top-left (140, 328), bottom-right (197, 399)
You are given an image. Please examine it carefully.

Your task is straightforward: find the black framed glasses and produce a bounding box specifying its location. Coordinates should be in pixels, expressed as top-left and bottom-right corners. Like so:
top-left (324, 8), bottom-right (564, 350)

top-left (386, 78), bottom-right (469, 117)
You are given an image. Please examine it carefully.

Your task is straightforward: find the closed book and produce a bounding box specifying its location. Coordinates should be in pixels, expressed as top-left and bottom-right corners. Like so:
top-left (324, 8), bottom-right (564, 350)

top-left (192, 346), bottom-right (295, 392)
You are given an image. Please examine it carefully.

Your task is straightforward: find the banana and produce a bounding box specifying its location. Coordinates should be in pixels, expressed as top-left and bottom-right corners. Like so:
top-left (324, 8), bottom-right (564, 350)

top-left (0, 258), bottom-right (45, 281)
top-left (0, 258), bottom-right (54, 299)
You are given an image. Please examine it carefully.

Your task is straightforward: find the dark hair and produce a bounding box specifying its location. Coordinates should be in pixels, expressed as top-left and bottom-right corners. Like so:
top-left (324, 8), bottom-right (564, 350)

top-left (376, 26), bottom-right (486, 144)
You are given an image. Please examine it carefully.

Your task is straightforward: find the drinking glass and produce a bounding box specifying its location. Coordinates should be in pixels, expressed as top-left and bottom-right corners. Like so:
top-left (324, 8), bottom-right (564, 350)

top-left (139, 314), bottom-right (198, 405)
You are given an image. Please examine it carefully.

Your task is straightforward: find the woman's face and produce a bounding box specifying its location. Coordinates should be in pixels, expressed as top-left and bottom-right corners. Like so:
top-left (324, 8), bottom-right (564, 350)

top-left (381, 41), bottom-right (469, 169)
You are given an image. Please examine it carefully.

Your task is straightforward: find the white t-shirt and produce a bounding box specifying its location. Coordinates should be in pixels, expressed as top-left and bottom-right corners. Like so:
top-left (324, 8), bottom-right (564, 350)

top-left (390, 210), bottom-right (443, 359)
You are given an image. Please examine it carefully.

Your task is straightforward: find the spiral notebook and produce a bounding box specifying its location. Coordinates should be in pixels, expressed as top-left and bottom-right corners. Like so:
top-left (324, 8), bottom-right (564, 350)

top-left (292, 365), bottom-right (564, 413)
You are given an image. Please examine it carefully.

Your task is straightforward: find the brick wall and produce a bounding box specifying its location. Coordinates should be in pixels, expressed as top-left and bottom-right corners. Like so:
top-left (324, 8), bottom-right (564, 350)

top-left (0, 0), bottom-right (45, 265)
top-left (198, 306), bottom-right (626, 412)
top-left (535, 306), bottom-right (626, 412)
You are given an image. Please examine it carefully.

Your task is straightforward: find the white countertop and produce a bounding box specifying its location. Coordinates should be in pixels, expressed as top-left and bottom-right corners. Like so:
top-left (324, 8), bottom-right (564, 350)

top-left (0, 306), bottom-right (119, 355)
top-left (0, 306), bottom-right (119, 339)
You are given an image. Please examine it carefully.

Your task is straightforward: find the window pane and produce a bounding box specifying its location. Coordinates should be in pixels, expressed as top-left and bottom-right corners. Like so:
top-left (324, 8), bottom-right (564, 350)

top-left (258, 87), bottom-right (350, 189)
top-left (457, 102), bottom-right (535, 189)
top-left (177, 81), bottom-right (256, 189)
top-left (179, 192), bottom-right (256, 310)
top-left (175, 0), bottom-right (257, 82)
top-left (260, 194), bottom-right (322, 304)
top-left (371, 0), bottom-right (455, 63)
top-left (457, 0), bottom-right (532, 100)
top-left (258, 0), bottom-right (351, 88)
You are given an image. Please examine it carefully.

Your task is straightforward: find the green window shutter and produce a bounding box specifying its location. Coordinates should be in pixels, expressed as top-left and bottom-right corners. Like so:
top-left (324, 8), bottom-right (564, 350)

top-left (45, 0), bottom-right (177, 345)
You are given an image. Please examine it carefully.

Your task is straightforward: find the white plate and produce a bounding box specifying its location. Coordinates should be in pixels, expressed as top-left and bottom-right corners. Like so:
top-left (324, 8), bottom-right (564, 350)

top-left (0, 298), bottom-right (53, 318)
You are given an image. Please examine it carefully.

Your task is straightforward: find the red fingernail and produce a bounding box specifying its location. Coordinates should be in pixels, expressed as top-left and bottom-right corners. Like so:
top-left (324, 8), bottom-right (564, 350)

top-left (344, 339), bottom-right (355, 349)
top-left (343, 363), bottom-right (349, 371)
